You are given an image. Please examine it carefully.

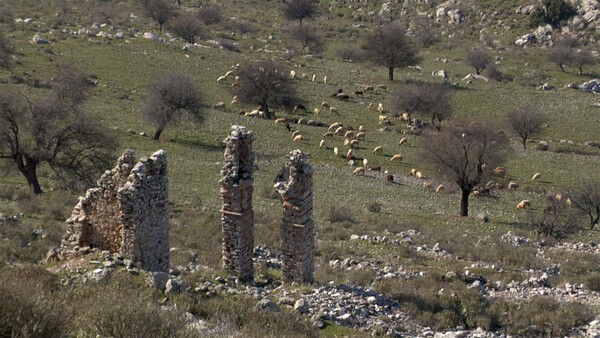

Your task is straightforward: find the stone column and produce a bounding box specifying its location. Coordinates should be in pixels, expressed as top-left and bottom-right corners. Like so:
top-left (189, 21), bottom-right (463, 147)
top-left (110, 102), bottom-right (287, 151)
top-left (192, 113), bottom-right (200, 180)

top-left (220, 125), bottom-right (256, 282)
top-left (274, 150), bottom-right (315, 283)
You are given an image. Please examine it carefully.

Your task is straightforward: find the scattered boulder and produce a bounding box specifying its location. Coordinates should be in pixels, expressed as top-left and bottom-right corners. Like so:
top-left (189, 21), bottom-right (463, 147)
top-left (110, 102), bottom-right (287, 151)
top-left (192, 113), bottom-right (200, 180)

top-left (256, 298), bottom-right (281, 312)
top-left (31, 34), bottom-right (49, 44)
top-left (165, 278), bottom-right (187, 294)
top-left (515, 33), bottom-right (535, 47)
top-left (294, 298), bottom-right (310, 314)
top-left (147, 271), bottom-right (168, 291)
top-left (538, 83), bottom-right (555, 91)
top-left (463, 74), bottom-right (489, 82)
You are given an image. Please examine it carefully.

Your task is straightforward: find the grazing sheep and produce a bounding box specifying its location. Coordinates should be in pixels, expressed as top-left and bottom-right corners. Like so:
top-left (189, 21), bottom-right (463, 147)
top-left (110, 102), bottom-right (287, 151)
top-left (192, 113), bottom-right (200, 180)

top-left (346, 149), bottom-right (354, 161)
top-left (435, 184), bottom-right (444, 193)
top-left (348, 159), bottom-right (355, 166)
top-left (410, 168), bottom-right (417, 176)
top-left (377, 103), bottom-right (384, 113)
top-left (301, 73), bottom-right (307, 80)
top-left (335, 93), bottom-right (350, 101)
top-left (290, 70), bottom-right (296, 79)
top-left (372, 146), bottom-right (383, 155)
top-left (312, 74), bottom-right (317, 82)
top-left (293, 134), bottom-right (303, 142)
top-left (401, 112), bottom-right (410, 121)
top-left (363, 158), bottom-right (368, 168)
top-left (275, 117), bottom-right (287, 125)
top-left (297, 117), bottom-right (308, 125)
top-left (344, 130), bottom-right (355, 139)
top-left (343, 138), bottom-right (351, 147)
top-left (313, 108), bottom-right (321, 116)
top-left (319, 139), bottom-right (325, 149)
top-left (377, 84), bottom-right (387, 90)
top-left (366, 102), bottom-right (373, 109)
top-left (531, 172), bottom-right (541, 181)
top-left (416, 171), bottom-right (423, 179)
top-left (217, 75), bottom-right (227, 82)
top-left (369, 165), bottom-right (381, 172)
top-left (334, 126), bottom-right (345, 135)
top-left (353, 167), bottom-right (365, 175)
top-left (485, 181), bottom-right (496, 189)
top-left (495, 182), bottom-right (504, 190)
top-left (224, 70), bottom-right (234, 78)
top-left (323, 131), bottom-right (334, 138)
top-left (329, 107), bottom-right (339, 114)
top-left (322, 101), bottom-right (331, 109)
top-left (364, 86), bottom-right (374, 92)
top-left (349, 139), bottom-right (359, 148)
top-left (516, 200), bottom-right (531, 209)
top-left (390, 154), bottom-right (402, 161)
top-left (378, 115), bottom-right (388, 124)
top-left (398, 137), bottom-right (407, 145)
top-left (334, 147), bottom-right (339, 156)
top-left (358, 125), bottom-right (366, 132)
top-left (323, 75), bottom-right (329, 85)
top-left (508, 181), bottom-right (518, 190)
top-left (214, 101), bottom-right (225, 108)
top-left (328, 122), bottom-right (343, 132)
top-left (230, 96), bottom-right (239, 105)
top-left (291, 130), bottom-right (302, 138)
top-left (293, 104), bottom-right (307, 113)
top-left (356, 132), bottom-right (366, 140)
top-left (423, 181), bottom-right (431, 189)
top-left (494, 167), bottom-right (506, 177)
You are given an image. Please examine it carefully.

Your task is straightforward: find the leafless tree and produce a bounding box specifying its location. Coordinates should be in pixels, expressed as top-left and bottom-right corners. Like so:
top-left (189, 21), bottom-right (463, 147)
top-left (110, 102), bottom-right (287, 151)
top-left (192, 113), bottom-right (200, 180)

top-left (411, 16), bottom-right (440, 47)
top-left (506, 106), bottom-right (546, 149)
top-left (389, 81), bottom-right (452, 126)
top-left (141, 72), bottom-right (204, 140)
top-left (232, 59), bottom-right (298, 120)
top-left (287, 25), bottom-right (324, 54)
top-left (168, 11), bottom-right (204, 44)
top-left (281, 0), bottom-right (319, 26)
top-left (570, 48), bottom-right (597, 75)
top-left (197, 5), bottom-right (222, 25)
top-left (0, 68), bottom-right (117, 194)
top-left (569, 182), bottom-right (600, 229)
top-left (465, 49), bottom-right (492, 75)
top-left (419, 119), bottom-right (509, 216)
top-left (547, 37), bottom-right (577, 72)
top-left (0, 29), bottom-right (13, 68)
top-left (529, 194), bottom-right (581, 240)
top-left (361, 23), bottom-right (420, 81)
top-left (139, 0), bottom-right (174, 33)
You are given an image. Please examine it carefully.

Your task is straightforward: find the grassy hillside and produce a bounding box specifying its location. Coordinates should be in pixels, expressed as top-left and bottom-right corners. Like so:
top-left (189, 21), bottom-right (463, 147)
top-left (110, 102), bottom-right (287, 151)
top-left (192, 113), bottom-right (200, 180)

top-left (1, 0), bottom-right (600, 336)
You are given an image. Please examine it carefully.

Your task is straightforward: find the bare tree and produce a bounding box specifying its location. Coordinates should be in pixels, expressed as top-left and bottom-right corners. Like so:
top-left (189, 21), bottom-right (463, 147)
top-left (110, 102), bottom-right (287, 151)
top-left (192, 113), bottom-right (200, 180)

top-left (529, 194), bottom-right (581, 240)
top-left (570, 182), bottom-right (600, 229)
top-left (0, 29), bottom-right (13, 68)
top-left (547, 37), bottom-right (577, 72)
top-left (232, 59), bottom-right (298, 120)
top-left (411, 16), bottom-right (440, 47)
top-left (506, 106), bottom-right (546, 149)
top-left (0, 68), bottom-right (117, 194)
top-left (139, 0), bottom-right (174, 33)
top-left (465, 49), bottom-right (492, 75)
top-left (570, 49), bottom-right (597, 75)
top-left (197, 5), bottom-right (222, 25)
top-left (419, 119), bottom-right (509, 216)
top-left (389, 81), bottom-right (452, 126)
top-left (141, 72), bottom-right (204, 140)
top-left (281, 0), bottom-right (318, 26)
top-left (168, 11), bottom-right (204, 44)
top-left (361, 23), bottom-right (420, 81)
top-left (287, 25), bottom-right (324, 54)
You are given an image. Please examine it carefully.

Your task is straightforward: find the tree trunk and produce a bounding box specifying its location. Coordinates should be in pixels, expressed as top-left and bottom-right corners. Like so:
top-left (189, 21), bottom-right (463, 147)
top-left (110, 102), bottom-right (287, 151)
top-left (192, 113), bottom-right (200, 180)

top-left (262, 103), bottom-right (272, 119)
top-left (460, 188), bottom-right (470, 217)
top-left (16, 158), bottom-right (42, 194)
top-left (522, 137), bottom-right (527, 149)
top-left (559, 63), bottom-right (565, 72)
top-left (388, 67), bottom-right (394, 81)
top-left (153, 124), bottom-right (165, 140)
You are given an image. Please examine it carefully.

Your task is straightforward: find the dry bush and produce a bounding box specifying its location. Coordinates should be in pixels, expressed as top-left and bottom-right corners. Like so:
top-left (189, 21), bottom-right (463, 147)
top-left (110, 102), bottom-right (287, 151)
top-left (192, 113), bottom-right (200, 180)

top-left (583, 272), bottom-right (600, 292)
top-left (325, 205), bottom-right (354, 223)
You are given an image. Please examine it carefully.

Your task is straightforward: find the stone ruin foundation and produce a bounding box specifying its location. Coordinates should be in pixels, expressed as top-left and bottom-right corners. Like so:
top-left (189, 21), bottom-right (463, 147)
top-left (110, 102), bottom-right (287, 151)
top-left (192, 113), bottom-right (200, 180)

top-left (274, 150), bottom-right (315, 283)
top-left (220, 126), bottom-right (256, 282)
top-left (57, 149), bottom-right (169, 272)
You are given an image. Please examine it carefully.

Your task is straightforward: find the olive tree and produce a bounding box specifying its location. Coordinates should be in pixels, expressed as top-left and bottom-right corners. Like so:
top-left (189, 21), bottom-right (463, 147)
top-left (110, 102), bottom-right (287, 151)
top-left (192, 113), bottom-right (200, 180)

top-left (361, 23), bottom-right (420, 81)
top-left (506, 106), bottom-right (546, 149)
top-left (389, 81), bottom-right (452, 126)
top-left (465, 49), bottom-right (492, 75)
top-left (231, 59), bottom-right (298, 120)
top-left (419, 119), bottom-right (510, 216)
top-left (168, 11), bottom-right (204, 44)
top-left (547, 37), bottom-right (577, 72)
top-left (141, 72), bottom-right (204, 141)
top-left (0, 28), bottom-right (13, 68)
top-left (139, 0), bottom-right (174, 32)
top-left (570, 182), bottom-right (600, 229)
top-left (0, 67), bottom-right (117, 194)
top-left (281, 0), bottom-right (318, 26)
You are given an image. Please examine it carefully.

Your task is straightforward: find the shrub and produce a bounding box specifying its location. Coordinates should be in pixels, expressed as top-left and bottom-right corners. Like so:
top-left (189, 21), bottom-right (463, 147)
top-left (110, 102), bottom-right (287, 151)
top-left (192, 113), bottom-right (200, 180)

top-left (367, 201), bottom-right (382, 213)
top-left (336, 46), bottom-right (361, 62)
top-left (197, 5), bottom-right (222, 25)
top-left (529, 0), bottom-right (577, 28)
top-left (326, 205), bottom-right (354, 223)
top-left (584, 272), bottom-right (600, 292)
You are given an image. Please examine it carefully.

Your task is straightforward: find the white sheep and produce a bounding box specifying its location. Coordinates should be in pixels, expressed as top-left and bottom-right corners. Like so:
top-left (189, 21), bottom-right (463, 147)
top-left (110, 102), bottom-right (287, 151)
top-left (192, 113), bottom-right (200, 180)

top-left (435, 184), bottom-right (444, 193)
top-left (274, 117), bottom-right (286, 125)
top-left (531, 173), bottom-right (541, 181)
top-left (319, 139), bottom-right (325, 149)
top-left (293, 134), bottom-right (303, 142)
top-left (494, 167), bottom-right (506, 177)
top-left (378, 115), bottom-right (388, 124)
top-left (358, 125), bottom-right (366, 132)
top-left (344, 130), bottom-right (355, 139)
top-left (329, 107), bottom-right (339, 114)
top-left (377, 103), bottom-right (384, 113)
top-left (328, 122), bottom-right (342, 132)
top-left (224, 70), bottom-right (234, 78)
top-left (353, 167), bottom-right (365, 175)
top-left (301, 73), bottom-right (307, 80)
top-left (416, 171), bottom-right (423, 179)
top-left (410, 168), bottom-right (417, 176)
top-left (508, 181), bottom-right (518, 190)
top-left (372, 146), bottom-right (383, 155)
top-left (312, 74), bottom-right (317, 82)
top-left (214, 102), bottom-right (225, 108)
top-left (334, 147), bottom-right (339, 156)
top-left (423, 181), bottom-right (431, 189)
top-left (291, 130), bottom-right (302, 139)
top-left (322, 101), bottom-right (331, 109)
top-left (346, 148), bottom-right (353, 159)
top-left (363, 158), bottom-right (368, 168)
top-left (349, 139), bottom-right (359, 148)
top-left (323, 75), bottom-right (329, 85)
top-left (401, 112), bottom-right (410, 121)
top-left (290, 70), bottom-right (296, 79)
top-left (217, 75), bottom-right (227, 82)
top-left (334, 126), bottom-right (345, 135)
top-left (313, 108), bottom-right (321, 116)
top-left (230, 96), bottom-right (239, 105)
top-left (516, 200), bottom-right (530, 209)
top-left (323, 131), bottom-right (334, 138)
top-left (398, 137), bottom-right (407, 145)
top-left (390, 154), bottom-right (402, 161)
top-left (356, 132), bottom-right (366, 140)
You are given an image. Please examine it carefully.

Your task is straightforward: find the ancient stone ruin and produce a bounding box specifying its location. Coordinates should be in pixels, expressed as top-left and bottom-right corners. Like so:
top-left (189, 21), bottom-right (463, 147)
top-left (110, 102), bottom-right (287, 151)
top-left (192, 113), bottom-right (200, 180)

top-left (57, 149), bottom-right (170, 272)
top-left (274, 150), bottom-right (315, 283)
top-left (220, 126), bottom-right (256, 282)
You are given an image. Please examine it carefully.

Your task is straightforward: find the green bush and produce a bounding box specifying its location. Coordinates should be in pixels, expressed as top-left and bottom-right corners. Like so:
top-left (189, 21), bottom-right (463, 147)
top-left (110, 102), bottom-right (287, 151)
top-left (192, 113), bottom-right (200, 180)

top-left (529, 0), bottom-right (577, 28)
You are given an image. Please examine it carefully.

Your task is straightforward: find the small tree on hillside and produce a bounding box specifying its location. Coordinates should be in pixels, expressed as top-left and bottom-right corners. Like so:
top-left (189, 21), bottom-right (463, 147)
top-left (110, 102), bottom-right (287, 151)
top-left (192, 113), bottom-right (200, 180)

top-left (411, 16), bottom-right (440, 47)
top-left (529, 194), bottom-right (581, 240)
top-left (547, 37), bottom-right (577, 72)
top-left (232, 60), bottom-right (298, 120)
top-left (168, 11), bottom-right (204, 44)
top-left (389, 81), bottom-right (452, 126)
top-left (506, 106), bottom-right (546, 149)
top-left (361, 23), bottom-right (420, 81)
top-left (0, 67), bottom-right (117, 194)
top-left (570, 49), bottom-right (597, 75)
top-left (465, 49), bottom-right (492, 75)
top-left (419, 119), bottom-right (509, 216)
top-left (287, 25), bottom-right (324, 54)
top-left (139, 0), bottom-right (174, 33)
top-left (141, 72), bottom-right (204, 140)
top-left (282, 0), bottom-right (319, 26)
top-left (529, 0), bottom-right (577, 28)
top-left (0, 29), bottom-right (13, 68)
top-left (570, 182), bottom-right (600, 229)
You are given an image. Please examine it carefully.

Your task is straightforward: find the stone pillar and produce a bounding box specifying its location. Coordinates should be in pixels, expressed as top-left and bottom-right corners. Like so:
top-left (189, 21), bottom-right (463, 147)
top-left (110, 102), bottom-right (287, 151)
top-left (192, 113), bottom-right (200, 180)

top-left (220, 125), bottom-right (256, 282)
top-left (57, 150), bottom-right (169, 272)
top-left (274, 150), bottom-right (315, 283)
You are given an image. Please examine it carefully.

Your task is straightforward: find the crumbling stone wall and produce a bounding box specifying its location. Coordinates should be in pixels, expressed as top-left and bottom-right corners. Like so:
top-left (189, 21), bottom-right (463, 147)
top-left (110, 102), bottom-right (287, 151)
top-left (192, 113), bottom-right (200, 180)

top-left (274, 150), bottom-right (315, 283)
top-left (59, 149), bottom-right (169, 272)
top-left (220, 126), bottom-right (256, 282)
